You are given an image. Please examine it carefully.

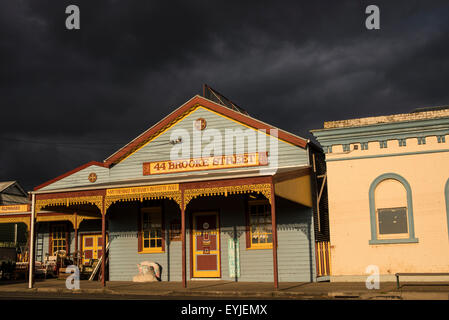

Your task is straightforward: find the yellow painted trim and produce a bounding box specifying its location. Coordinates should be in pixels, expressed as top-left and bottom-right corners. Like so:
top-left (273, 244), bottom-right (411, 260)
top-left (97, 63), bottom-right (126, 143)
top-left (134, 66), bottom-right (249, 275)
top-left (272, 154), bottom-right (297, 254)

top-left (0, 204), bottom-right (29, 214)
top-left (246, 244), bottom-right (273, 250)
top-left (0, 216), bottom-right (30, 231)
top-left (247, 199), bottom-right (273, 249)
top-left (138, 248), bottom-right (165, 254)
top-left (81, 234), bottom-right (108, 265)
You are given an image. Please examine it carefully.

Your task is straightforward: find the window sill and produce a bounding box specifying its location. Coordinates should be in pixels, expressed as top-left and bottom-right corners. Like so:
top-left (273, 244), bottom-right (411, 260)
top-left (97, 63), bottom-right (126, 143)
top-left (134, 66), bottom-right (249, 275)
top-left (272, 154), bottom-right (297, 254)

top-left (369, 238), bottom-right (419, 245)
top-left (246, 245), bottom-right (273, 250)
top-left (138, 249), bottom-right (165, 254)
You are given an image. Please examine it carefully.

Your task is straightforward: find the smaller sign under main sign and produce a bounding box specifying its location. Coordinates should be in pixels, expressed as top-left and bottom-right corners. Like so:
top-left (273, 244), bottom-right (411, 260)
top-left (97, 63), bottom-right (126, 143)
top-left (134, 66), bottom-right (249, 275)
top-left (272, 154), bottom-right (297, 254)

top-left (143, 152), bottom-right (268, 175)
top-left (106, 184), bottom-right (179, 197)
top-left (0, 204), bottom-right (29, 214)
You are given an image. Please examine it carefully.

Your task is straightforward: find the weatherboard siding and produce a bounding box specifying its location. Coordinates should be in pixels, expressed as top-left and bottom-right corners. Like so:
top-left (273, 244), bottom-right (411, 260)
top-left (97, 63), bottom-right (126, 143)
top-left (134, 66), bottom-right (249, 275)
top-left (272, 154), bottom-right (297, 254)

top-left (39, 107), bottom-right (308, 191)
top-left (108, 200), bottom-right (189, 281)
top-left (109, 107), bottom-right (308, 181)
top-left (38, 165), bottom-right (109, 191)
top-left (108, 195), bottom-right (315, 282)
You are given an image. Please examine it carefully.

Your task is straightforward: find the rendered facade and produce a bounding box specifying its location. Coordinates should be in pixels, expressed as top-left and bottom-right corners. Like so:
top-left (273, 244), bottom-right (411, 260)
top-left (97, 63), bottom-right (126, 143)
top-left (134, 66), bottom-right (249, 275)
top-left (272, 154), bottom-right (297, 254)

top-left (312, 108), bottom-right (449, 282)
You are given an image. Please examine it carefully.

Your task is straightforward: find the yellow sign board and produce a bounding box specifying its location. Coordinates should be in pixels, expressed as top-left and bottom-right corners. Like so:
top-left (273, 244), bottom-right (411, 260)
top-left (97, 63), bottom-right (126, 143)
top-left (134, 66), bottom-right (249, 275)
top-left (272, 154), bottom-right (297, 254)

top-left (0, 204), bottom-right (29, 214)
top-left (143, 152), bottom-right (268, 175)
top-left (106, 184), bottom-right (179, 197)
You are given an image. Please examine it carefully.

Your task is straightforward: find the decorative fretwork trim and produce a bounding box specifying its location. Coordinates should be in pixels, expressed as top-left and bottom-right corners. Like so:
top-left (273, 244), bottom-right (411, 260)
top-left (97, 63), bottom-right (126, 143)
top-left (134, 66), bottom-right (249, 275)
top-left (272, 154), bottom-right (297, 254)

top-left (183, 183), bottom-right (272, 209)
top-left (0, 216), bottom-right (30, 230)
top-left (35, 196), bottom-right (104, 214)
top-left (104, 191), bottom-right (182, 212)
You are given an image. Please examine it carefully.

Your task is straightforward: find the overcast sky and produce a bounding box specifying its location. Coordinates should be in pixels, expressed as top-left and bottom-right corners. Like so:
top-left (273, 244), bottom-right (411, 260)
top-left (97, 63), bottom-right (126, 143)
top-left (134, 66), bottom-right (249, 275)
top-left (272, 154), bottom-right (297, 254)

top-left (1, 0), bottom-right (449, 191)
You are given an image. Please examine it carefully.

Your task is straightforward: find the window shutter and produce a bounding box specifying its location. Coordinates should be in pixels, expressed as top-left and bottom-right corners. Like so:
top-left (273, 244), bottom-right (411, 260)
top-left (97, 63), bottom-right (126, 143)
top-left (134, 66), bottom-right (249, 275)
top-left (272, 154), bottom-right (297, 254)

top-left (137, 204), bottom-right (142, 252)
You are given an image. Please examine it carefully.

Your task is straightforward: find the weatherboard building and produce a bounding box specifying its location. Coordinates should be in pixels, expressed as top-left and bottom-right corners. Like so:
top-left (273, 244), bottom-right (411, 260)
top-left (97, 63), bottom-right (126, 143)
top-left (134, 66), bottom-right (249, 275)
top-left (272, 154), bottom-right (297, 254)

top-left (1, 90), bottom-right (330, 287)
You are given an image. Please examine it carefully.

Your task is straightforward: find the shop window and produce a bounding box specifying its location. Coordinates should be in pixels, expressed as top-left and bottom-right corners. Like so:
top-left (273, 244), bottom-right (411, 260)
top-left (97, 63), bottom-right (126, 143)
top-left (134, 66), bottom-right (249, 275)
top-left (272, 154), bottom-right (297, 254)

top-left (50, 224), bottom-right (68, 255)
top-left (138, 206), bottom-right (164, 253)
top-left (246, 200), bottom-right (272, 249)
top-left (369, 173), bottom-right (418, 244)
top-left (169, 219), bottom-right (181, 242)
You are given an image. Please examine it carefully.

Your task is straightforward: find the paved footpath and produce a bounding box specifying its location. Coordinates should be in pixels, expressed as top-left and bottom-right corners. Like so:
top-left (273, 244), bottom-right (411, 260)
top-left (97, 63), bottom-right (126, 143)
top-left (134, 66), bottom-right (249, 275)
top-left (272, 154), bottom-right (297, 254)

top-left (1, 279), bottom-right (449, 299)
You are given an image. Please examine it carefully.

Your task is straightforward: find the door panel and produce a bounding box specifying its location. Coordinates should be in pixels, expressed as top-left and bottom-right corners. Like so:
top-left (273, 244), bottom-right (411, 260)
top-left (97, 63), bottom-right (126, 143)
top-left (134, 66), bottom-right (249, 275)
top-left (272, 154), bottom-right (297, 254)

top-left (81, 234), bottom-right (107, 265)
top-left (192, 212), bottom-right (220, 278)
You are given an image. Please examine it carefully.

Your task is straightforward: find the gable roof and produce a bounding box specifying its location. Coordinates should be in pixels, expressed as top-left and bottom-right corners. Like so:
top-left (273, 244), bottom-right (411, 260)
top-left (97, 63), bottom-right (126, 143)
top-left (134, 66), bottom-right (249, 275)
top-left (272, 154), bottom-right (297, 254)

top-left (0, 181), bottom-right (15, 193)
top-left (104, 95), bottom-right (309, 166)
top-left (34, 95), bottom-right (310, 191)
top-left (0, 181), bottom-right (29, 203)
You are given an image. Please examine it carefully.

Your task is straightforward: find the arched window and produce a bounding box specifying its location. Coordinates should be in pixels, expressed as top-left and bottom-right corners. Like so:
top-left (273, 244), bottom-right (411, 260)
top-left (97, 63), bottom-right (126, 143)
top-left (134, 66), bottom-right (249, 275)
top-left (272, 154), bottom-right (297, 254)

top-left (369, 173), bottom-right (418, 244)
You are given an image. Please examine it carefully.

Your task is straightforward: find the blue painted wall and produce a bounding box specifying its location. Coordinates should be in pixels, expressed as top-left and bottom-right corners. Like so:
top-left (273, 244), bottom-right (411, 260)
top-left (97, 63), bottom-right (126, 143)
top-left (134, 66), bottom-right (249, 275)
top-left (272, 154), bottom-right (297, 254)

top-left (108, 195), bottom-right (315, 282)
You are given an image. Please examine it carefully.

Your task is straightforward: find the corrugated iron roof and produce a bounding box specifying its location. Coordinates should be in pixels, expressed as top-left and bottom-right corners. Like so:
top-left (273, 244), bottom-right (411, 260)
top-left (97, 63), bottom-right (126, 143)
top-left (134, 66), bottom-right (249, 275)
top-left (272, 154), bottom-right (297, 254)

top-left (0, 194), bottom-right (29, 204)
top-left (0, 181), bottom-right (15, 193)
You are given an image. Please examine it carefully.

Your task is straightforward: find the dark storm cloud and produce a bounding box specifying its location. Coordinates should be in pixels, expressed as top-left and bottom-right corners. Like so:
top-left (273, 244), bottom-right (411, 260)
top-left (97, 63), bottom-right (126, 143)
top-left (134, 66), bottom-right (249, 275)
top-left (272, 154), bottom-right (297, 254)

top-left (1, 0), bottom-right (449, 191)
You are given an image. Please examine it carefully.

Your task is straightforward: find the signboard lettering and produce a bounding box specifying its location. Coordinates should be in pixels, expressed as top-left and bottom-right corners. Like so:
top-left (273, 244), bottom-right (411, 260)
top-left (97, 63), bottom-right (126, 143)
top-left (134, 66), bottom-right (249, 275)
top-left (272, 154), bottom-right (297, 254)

top-left (143, 152), bottom-right (268, 175)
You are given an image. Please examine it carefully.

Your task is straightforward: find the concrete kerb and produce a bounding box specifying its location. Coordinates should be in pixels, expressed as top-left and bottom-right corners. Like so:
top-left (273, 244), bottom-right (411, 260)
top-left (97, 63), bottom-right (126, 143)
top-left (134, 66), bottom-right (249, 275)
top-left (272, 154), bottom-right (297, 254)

top-left (1, 285), bottom-right (449, 299)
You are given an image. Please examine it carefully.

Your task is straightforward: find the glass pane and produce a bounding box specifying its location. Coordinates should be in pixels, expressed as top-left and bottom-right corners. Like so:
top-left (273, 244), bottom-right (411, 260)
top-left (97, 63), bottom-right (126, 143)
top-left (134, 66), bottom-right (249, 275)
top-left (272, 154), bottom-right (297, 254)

top-left (266, 233), bottom-right (272, 243)
top-left (144, 240), bottom-right (149, 248)
top-left (251, 235), bottom-right (259, 244)
top-left (156, 239), bottom-right (162, 248)
top-left (378, 207), bottom-right (408, 234)
top-left (150, 239), bottom-right (156, 248)
top-left (156, 230), bottom-right (161, 238)
top-left (144, 231), bottom-right (149, 239)
top-left (150, 230), bottom-right (156, 239)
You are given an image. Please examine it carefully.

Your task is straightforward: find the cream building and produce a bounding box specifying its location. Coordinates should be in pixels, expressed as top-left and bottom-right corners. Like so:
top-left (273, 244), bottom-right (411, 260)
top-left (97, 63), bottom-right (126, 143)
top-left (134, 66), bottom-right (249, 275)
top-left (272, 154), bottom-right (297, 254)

top-left (311, 107), bottom-right (449, 282)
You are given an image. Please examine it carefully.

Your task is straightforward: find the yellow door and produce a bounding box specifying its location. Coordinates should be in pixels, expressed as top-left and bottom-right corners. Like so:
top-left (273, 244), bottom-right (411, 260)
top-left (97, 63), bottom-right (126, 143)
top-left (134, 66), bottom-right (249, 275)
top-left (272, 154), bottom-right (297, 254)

top-left (192, 212), bottom-right (220, 278)
top-left (81, 234), bottom-right (107, 265)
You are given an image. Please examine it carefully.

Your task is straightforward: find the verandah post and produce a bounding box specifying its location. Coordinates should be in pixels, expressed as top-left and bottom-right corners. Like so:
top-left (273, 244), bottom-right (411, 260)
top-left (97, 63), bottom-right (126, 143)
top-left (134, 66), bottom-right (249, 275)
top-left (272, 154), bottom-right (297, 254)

top-left (74, 212), bottom-right (78, 265)
top-left (181, 188), bottom-right (187, 288)
top-left (28, 193), bottom-right (36, 289)
top-left (101, 199), bottom-right (106, 287)
top-left (270, 181), bottom-right (279, 289)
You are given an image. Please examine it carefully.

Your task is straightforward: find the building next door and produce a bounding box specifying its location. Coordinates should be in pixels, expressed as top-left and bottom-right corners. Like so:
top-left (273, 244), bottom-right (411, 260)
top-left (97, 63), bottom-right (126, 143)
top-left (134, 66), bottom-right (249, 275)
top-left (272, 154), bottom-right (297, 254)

top-left (192, 212), bottom-right (221, 278)
top-left (81, 234), bottom-right (107, 265)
